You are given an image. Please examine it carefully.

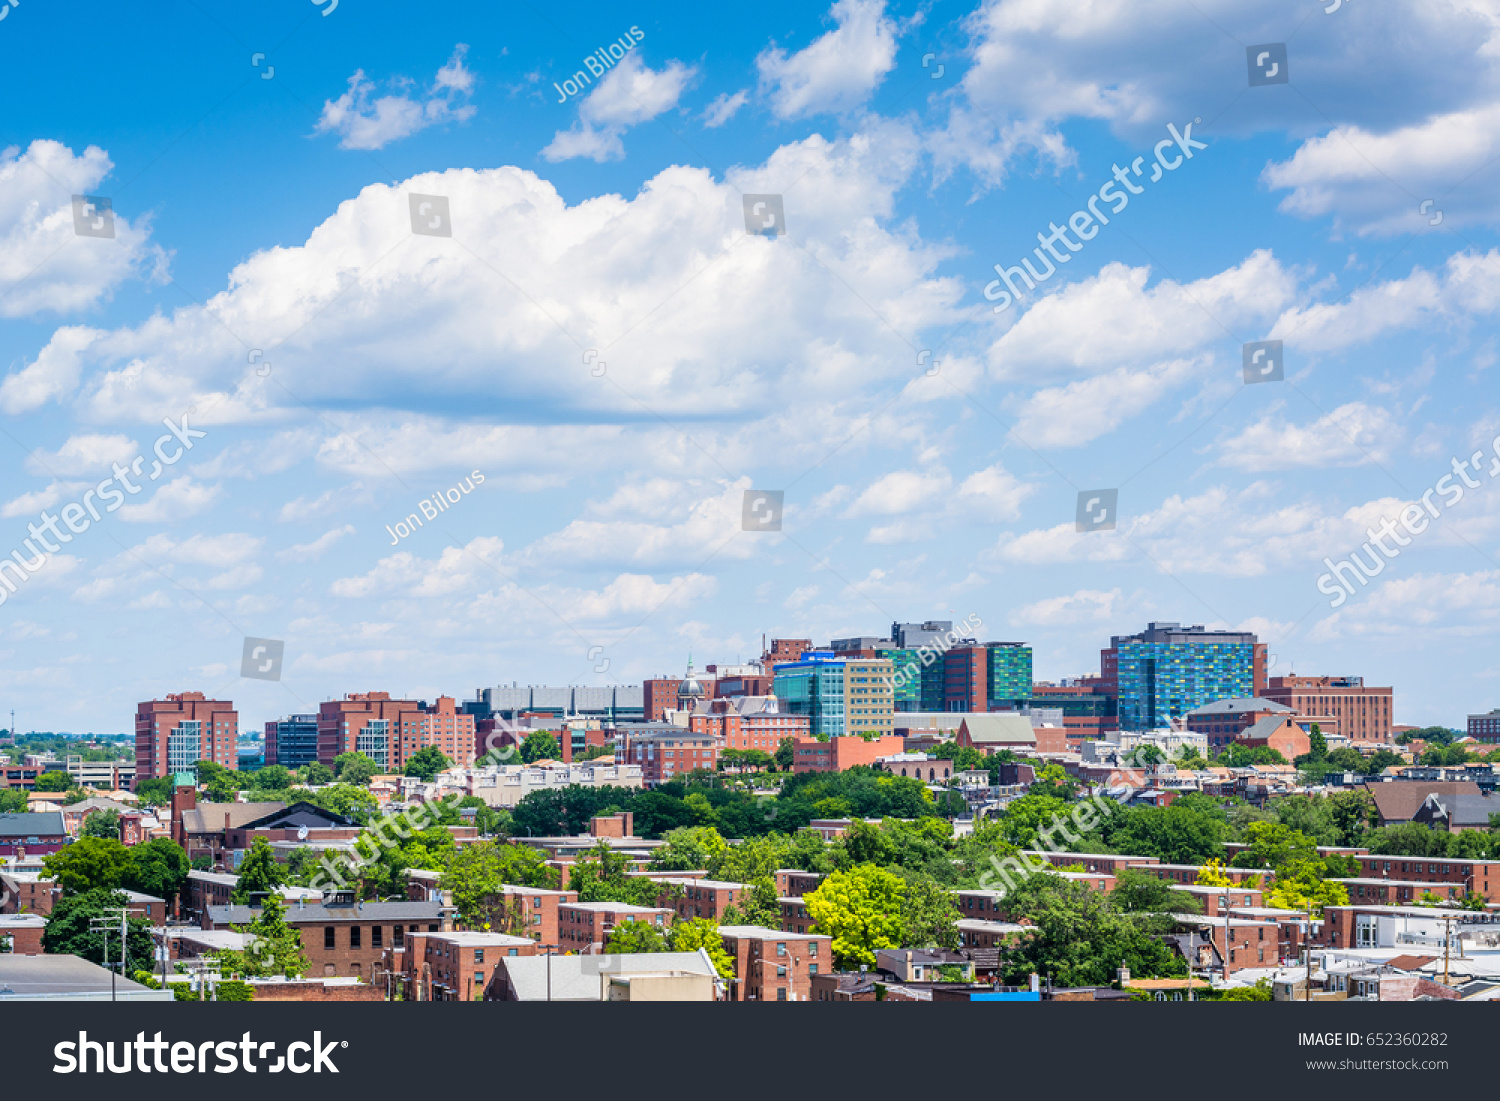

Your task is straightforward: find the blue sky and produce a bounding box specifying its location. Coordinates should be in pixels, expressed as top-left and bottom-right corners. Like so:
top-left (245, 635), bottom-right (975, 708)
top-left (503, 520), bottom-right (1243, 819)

top-left (2, 0), bottom-right (1499, 737)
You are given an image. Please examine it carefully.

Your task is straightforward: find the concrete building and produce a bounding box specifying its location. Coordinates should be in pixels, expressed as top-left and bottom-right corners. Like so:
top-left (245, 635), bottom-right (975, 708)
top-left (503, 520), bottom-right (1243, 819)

top-left (467, 762), bottom-right (643, 807)
top-left (135, 692), bottom-right (238, 783)
top-left (1264, 675), bottom-right (1394, 745)
top-left (0, 955), bottom-right (173, 1001)
top-left (1469, 708), bottom-right (1500, 744)
top-left (484, 950), bottom-right (718, 1001)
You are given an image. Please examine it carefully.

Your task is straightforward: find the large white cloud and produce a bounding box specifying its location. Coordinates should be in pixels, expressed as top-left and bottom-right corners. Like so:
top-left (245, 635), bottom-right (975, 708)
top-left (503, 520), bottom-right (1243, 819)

top-left (756, 0), bottom-right (904, 120)
top-left (0, 142), bottom-right (162, 318)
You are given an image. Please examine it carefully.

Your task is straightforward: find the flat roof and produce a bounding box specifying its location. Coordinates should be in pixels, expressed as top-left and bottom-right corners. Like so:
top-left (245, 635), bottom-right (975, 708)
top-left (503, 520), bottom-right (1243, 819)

top-left (0, 955), bottom-right (173, 1001)
top-left (416, 931), bottom-right (535, 946)
top-left (649, 877), bottom-right (746, 891)
top-left (559, 901), bottom-right (671, 914)
top-left (955, 919), bottom-right (1028, 934)
top-left (718, 925), bottom-right (826, 939)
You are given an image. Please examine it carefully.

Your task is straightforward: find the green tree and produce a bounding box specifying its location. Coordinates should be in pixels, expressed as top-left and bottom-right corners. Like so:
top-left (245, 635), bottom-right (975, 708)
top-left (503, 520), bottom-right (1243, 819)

top-left (42, 889), bottom-right (153, 967)
top-left (311, 783), bottom-right (379, 821)
top-left (332, 752), bottom-right (380, 785)
top-left (252, 764), bottom-right (293, 791)
top-left (215, 894), bottom-right (310, 978)
top-left (999, 876), bottom-right (1185, 987)
top-left (440, 841), bottom-right (557, 927)
top-left (302, 761), bottom-right (334, 785)
top-left (43, 837), bottom-right (134, 895)
top-left (804, 864), bottom-right (906, 969)
top-left (1112, 867), bottom-right (1202, 913)
top-left (131, 777), bottom-right (173, 808)
top-left (775, 737), bottom-right (795, 771)
top-left (82, 809), bottom-right (122, 839)
top-left (33, 771), bottom-right (72, 793)
top-left (403, 746), bottom-right (452, 782)
top-left (126, 838), bottom-right (190, 911)
top-left (650, 826), bottom-right (729, 872)
top-left (0, 790), bottom-right (27, 813)
top-left (231, 837), bottom-right (286, 904)
top-left (605, 918), bottom-right (670, 953)
top-left (568, 842), bottom-right (662, 906)
top-left (520, 732), bottom-right (562, 764)
top-left (195, 760), bottom-right (241, 802)
top-left (894, 869), bottom-right (960, 949)
top-left (1307, 726), bottom-right (1328, 760)
top-left (669, 917), bottom-right (736, 978)
top-left (719, 878), bottom-right (783, 928)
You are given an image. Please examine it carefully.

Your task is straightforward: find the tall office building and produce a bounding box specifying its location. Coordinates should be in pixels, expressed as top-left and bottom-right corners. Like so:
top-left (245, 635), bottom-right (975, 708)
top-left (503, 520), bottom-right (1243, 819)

top-left (1265, 675), bottom-right (1394, 746)
top-left (1102, 622), bottom-right (1262, 732)
top-left (264, 714), bottom-right (319, 770)
top-left (135, 692), bottom-right (238, 783)
top-left (772, 652), bottom-right (894, 740)
top-left (318, 692), bottom-right (475, 771)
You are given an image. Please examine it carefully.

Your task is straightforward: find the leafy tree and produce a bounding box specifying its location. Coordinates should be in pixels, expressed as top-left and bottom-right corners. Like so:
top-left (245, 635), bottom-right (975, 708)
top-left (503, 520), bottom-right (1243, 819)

top-left (0, 789), bottom-right (27, 813)
top-left (310, 783), bottom-right (379, 821)
top-left (998, 875), bottom-right (1186, 987)
top-left (42, 889), bottom-right (153, 967)
top-left (1396, 725), bottom-right (1461, 746)
top-left (131, 777), bottom-right (173, 808)
top-left (605, 918), bottom-right (670, 953)
top-left (231, 837), bottom-right (286, 904)
top-left (440, 841), bottom-right (557, 927)
top-left (43, 837), bottom-right (134, 895)
top-left (932, 741), bottom-right (988, 772)
top-left (332, 752), bottom-right (380, 785)
top-left (669, 917), bottom-right (736, 978)
top-left (719, 878), bottom-right (782, 927)
top-left (403, 746), bottom-right (452, 782)
top-left (82, 809), bottom-right (122, 839)
top-left (994, 794), bottom-right (1074, 849)
top-left (568, 842), bottom-right (662, 907)
top-left (33, 770), bottom-right (72, 793)
top-left (520, 732), bottom-right (562, 764)
top-left (301, 761), bottom-right (334, 785)
top-left (252, 764), bottom-right (293, 791)
top-left (894, 869), bottom-right (960, 949)
top-left (126, 838), bottom-right (190, 910)
top-left (775, 737), bottom-right (795, 771)
top-left (1307, 727), bottom-right (1328, 760)
top-left (1327, 790), bottom-right (1375, 846)
top-left (650, 826), bottom-right (729, 871)
top-left (1364, 749), bottom-right (1405, 775)
top-left (195, 760), bottom-right (242, 802)
top-left (1028, 762), bottom-right (1079, 801)
top-left (470, 803), bottom-right (511, 837)
top-left (1194, 859), bottom-right (1242, 888)
top-left (804, 864), bottom-right (906, 969)
top-left (1112, 867), bottom-right (1201, 914)
top-left (1230, 821), bottom-right (1317, 870)
top-left (1215, 744), bottom-right (1288, 767)
top-left (1263, 864), bottom-right (1349, 915)
top-left (215, 895), bottom-right (310, 978)
top-left (1103, 802), bottom-right (1229, 865)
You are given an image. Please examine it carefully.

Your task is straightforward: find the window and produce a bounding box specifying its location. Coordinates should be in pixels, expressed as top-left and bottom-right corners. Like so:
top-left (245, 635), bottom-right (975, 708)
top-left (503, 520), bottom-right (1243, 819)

top-left (809, 942), bottom-right (817, 957)
top-left (508, 948), bottom-right (519, 957)
top-left (809, 964), bottom-right (818, 975)
top-left (777, 966), bottom-right (787, 978)
top-left (475, 949), bottom-right (485, 963)
top-left (393, 925), bottom-right (404, 947)
top-left (350, 926), bottom-right (361, 949)
top-left (324, 926), bottom-right (336, 950)
top-left (776, 942), bottom-right (787, 957)
top-left (428, 924), bottom-right (439, 932)
top-left (372, 926), bottom-right (383, 948)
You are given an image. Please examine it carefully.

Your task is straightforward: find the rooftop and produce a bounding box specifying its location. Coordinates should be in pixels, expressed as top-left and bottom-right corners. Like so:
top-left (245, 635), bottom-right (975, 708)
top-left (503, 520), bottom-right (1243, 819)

top-left (0, 954), bottom-right (173, 1001)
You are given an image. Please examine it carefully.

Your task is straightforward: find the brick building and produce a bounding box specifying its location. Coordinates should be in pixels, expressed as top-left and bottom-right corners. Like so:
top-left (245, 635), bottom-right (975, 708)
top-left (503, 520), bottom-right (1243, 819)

top-left (774, 869), bottom-right (825, 898)
top-left (206, 896), bottom-right (449, 982)
top-left (791, 734), bottom-right (905, 774)
top-left (135, 692), bottom-right (238, 783)
top-left (619, 724), bottom-right (720, 783)
top-left (1353, 854), bottom-right (1500, 899)
top-left (652, 877), bottom-right (746, 921)
top-left (483, 884), bottom-right (578, 946)
top-left (556, 901), bottom-right (672, 951)
top-left (719, 925), bottom-right (831, 1002)
top-left (318, 692), bottom-right (475, 771)
top-left (1263, 675), bottom-right (1394, 745)
top-left (0, 913), bottom-right (46, 955)
top-left (0, 811), bottom-right (68, 857)
top-left (1470, 708), bottom-right (1500, 744)
top-left (0, 871), bottom-right (59, 915)
top-left (398, 930), bottom-right (537, 1001)
top-left (688, 696), bottom-right (807, 755)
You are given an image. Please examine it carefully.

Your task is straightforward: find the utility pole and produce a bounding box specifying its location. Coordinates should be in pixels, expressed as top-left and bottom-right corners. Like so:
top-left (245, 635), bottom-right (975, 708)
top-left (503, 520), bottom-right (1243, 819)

top-left (1304, 903), bottom-right (1313, 1003)
top-left (89, 908), bottom-right (129, 1003)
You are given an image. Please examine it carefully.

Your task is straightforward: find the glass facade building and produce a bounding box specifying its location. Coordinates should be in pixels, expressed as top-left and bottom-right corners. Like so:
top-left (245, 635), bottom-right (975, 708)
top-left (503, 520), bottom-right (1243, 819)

top-left (986, 644), bottom-right (1033, 710)
top-left (1108, 622), bottom-right (1258, 731)
top-left (773, 653), bottom-right (847, 739)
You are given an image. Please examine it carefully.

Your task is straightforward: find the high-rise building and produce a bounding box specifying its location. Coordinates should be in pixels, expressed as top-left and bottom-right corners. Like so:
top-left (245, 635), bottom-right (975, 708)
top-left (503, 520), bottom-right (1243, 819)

top-left (938, 643), bottom-right (1033, 713)
top-left (471, 684), bottom-right (648, 724)
top-left (318, 692), bottom-right (475, 771)
top-left (772, 652), bottom-right (893, 740)
top-left (1264, 675), bottom-right (1394, 746)
top-left (1471, 709), bottom-right (1500, 745)
top-left (1103, 622), bottom-right (1261, 732)
top-left (264, 714), bottom-right (319, 770)
top-left (135, 692), bottom-right (238, 783)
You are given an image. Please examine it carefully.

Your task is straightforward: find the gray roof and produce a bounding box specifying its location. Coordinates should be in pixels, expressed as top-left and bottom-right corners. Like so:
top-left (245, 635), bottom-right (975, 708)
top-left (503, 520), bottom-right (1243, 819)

top-left (181, 802), bottom-right (288, 833)
top-left (1241, 715), bottom-right (1298, 741)
top-left (208, 900), bottom-right (443, 926)
top-left (1422, 792), bottom-right (1500, 827)
top-left (497, 951), bottom-right (717, 1001)
top-left (0, 812), bottom-right (65, 839)
top-left (1186, 698), bottom-right (1294, 717)
top-left (959, 714), bottom-right (1035, 745)
top-left (0, 954), bottom-right (173, 1001)
top-left (64, 797), bottom-right (135, 814)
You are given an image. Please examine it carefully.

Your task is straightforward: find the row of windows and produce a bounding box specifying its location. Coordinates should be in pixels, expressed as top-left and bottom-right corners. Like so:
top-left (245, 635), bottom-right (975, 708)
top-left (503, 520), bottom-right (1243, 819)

top-left (319, 922), bottom-right (440, 950)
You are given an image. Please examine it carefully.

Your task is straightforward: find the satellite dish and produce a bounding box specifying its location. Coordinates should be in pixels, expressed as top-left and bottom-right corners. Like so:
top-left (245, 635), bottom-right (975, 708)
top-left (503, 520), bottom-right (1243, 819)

top-left (297, 824), bottom-right (309, 841)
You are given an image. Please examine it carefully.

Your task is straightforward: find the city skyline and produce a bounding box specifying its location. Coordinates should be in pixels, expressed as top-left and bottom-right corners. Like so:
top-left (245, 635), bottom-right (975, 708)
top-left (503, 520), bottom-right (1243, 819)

top-left (2, 0), bottom-right (1498, 735)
